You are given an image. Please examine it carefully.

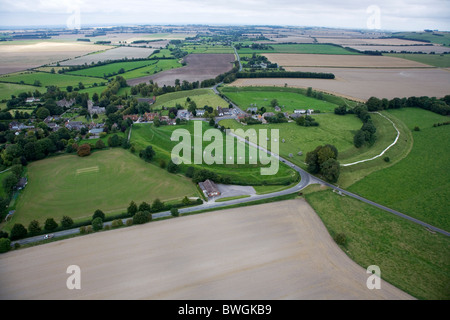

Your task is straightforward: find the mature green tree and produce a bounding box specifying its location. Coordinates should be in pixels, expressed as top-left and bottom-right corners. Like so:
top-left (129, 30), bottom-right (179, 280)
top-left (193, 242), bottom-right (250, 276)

top-left (61, 216), bottom-right (74, 229)
top-left (10, 223), bottom-right (27, 240)
top-left (167, 160), bottom-right (179, 173)
top-left (44, 218), bottom-right (58, 231)
top-left (77, 143), bottom-right (91, 157)
top-left (270, 99), bottom-right (278, 108)
top-left (353, 130), bottom-right (366, 148)
top-left (170, 208), bottom-right (179, 217)
top-left (95, 139), bottom-right (106, 150)
top-left (2, 173), bottom-right (19, 195)
top-left (0, 238), bottom-right (11, 253)
top-left (36, 107), bottom-right (50, 120)
top-left (151, 198), bottom-right (165, 212)
top-left (138, 201), bottom-right (151, 212)
top-left (92, 209), bottom-right (105, 221)
top-left (92, 217), bottom-right (103, 231)
top-left (139, 146), bottom-right (155, 162)
top-left (182, 196), bottom-right (191, 206)
top-left (127, 201), bottom-right (138, 216)
top-left (133, 211), bottom-right (151, 224)
top-left (320, 158), bottom-right (341, 183)
top-left (28, 220), bottom-right (42, 236)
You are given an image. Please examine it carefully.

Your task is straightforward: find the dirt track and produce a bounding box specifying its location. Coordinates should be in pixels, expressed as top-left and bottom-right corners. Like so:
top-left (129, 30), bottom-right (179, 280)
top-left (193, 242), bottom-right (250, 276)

top-left (0, 199), bottom-right (412, 300)
top-left (127, 54), bottom-right (235, 87)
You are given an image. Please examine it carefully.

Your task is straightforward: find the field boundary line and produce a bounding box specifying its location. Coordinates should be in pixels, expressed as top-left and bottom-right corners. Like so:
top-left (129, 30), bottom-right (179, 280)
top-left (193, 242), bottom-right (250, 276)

top-left (341, 112), bottom-right (400, 167)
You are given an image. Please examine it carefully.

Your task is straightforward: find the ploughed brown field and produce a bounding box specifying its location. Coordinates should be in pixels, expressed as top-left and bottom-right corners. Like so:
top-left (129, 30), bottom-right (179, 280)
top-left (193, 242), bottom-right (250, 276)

top-left (230, 67), bottom-right (450, 101)
top-left (0, 42), bottom-right (113, 74)
top-left (127, 53), bottom-right (236, 87)
top-left (0, 200), bottom-right (412, 300)
top-left (263, 53), bottom-right (431, 68)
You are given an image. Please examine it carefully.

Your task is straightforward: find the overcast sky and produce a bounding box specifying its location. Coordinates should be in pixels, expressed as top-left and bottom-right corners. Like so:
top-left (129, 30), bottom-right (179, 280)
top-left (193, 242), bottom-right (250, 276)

top-left (0, 0), bottom-right (449, 31)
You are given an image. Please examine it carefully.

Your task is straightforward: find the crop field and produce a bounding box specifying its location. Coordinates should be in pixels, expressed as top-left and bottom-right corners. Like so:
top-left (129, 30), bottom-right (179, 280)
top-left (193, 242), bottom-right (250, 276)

top-left (0, 71), bottom-right (101, 88)
top-left (119, 59), bottom-right (182, 80)
top-left (237, 44), bottom-right (359, 55)
top-left (348, 108), bottom-right (450, 231)
top-left (348, 45), bottom-right (450, 54)
top-left (229, 67), bottom-right (450, 100)
top-left (384, 53), bottom-right (450, 68)
top-left (183, 44), bottom-right (235, 54)
top-left (306, 189), bottom-right (450, 300)
top-left (67, 60), bottom-right (160, 78)
top-left (220, 86), bottom-right (339, 113)
top-left (58, 47), bottom-right (155, 66)
top-left (391, 32), bottom-right (450, 46)
top-left (130, 121), bottom-right (299, 186)
top-left (263, 53), bottom-right (431, 68)
top-left (0, 41), bottom-right (113, 74)
top-left (5, 148), bottom-right (199, 231)
top-left (127, 54), bottom-right (236, 87)
top-left (0, 199), bottom-right (412, 300)
top-left (315, 37), bottom-right (430, 46)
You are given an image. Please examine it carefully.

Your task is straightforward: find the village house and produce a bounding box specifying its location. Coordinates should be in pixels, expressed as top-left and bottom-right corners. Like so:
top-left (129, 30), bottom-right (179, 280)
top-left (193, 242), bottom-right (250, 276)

top-left (25, 97), bottom-right (40, 104)
top-left (307, 109), bottom-right (314, 115)
top-left (195, 109), bottom-right (205, 117)
top-left (65, 121), bottom-right (85, 131)
top-left (123, 114), bottom-right (140, 122)
top-left (9, 121), bottom-right (35, 131)
top-left (294, 109), bottom-right (306, 114)
top-left (198, 179), bottom-right (221, 198)
top-left (56, 98), bottom-right (75, 108)
top-left (247, 107), bottom-right (257, 114)
top-left (263, 112), bottom-right (275, 119)
top-left (47, 122), bottom-right (60, 131)
top-left (176, 110), bottom-right (191, 120)
top-left (143, 112), bottom-right (159, 122)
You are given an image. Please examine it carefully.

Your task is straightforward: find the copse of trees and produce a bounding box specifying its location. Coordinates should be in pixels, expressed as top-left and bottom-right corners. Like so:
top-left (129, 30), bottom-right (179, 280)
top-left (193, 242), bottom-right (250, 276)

top-left (352, 105), bottom-right (377, 148)
top-left (305, 144), bottom-right (340, 183)
top-left (365, 95), bottom-right (450, 116)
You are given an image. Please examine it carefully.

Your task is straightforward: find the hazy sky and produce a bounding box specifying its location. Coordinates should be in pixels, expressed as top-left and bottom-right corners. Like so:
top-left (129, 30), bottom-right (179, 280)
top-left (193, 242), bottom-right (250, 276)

top-left (0, 0), bottom-right (449, 31)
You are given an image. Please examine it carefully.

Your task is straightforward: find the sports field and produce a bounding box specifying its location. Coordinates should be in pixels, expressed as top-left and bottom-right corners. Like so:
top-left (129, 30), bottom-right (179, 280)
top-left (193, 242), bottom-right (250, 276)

top-left (6, 148), bottom-right (199, 231)
top-left (153, 89), bottom-right (229, 110)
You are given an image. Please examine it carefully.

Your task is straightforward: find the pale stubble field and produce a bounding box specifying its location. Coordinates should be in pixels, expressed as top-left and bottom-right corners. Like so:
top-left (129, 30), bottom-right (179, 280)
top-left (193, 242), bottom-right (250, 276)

top-left (0, 199), bottom-right (412, 300)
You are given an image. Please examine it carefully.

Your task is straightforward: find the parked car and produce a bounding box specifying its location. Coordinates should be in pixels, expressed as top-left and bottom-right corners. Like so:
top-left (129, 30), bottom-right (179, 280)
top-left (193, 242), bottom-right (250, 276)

top-left (44, 234), bottom-right (54, 240)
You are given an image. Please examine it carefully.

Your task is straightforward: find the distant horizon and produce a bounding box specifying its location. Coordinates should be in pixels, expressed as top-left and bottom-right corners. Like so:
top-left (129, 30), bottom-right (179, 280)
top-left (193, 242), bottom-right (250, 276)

top-left (1, 0), bottom-right (449, 32)
top-left (0, 23), bottom-right (448, 34)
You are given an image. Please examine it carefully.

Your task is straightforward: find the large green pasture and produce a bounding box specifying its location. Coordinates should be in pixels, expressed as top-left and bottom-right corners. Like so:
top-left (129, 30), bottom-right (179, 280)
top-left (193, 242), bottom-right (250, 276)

top-left (237, 44), bottom-right (360, 55)
top-left (130, 121), bottom-right (299, 186)
top-left (0, 82), bottom-right (46, 100)
top-left (67, 60), bottom-right (159, 78)
top-left (306, 189), bottom-right (450, 300)
top-left (219, 115), bottom-right (362, 168)
top-left (220, 86), bottom-right (339, 113)
top-left (119, 59), bottom-right (182, 79)
top-left (384, 53), bottom-right (450, 68)
top-left (348, 108), bottom-right (450, 231)
top-left (6, 148), bottom-right (199, 230)
top-left (154, 89), bottom-right (229, 110)
top-left (392, 32), bottom-right (450, 46)
top-left (0, 71), bottom-right (100, 88)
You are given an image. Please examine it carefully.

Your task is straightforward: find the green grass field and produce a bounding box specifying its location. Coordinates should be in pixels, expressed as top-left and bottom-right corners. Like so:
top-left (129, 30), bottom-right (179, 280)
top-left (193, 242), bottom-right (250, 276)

top-left (119, 59), bottom-right (182, 79)
top-left (0, 71), bottom-right (101, 89)
top-left (6, 148), bottom-right (199, 230)
top-left (182, 44), bottom-right (235, 54)
top-left (392, 32), bottom-right (450, 46)
top-left (130, 121), bottom-right (299, 186)
top-left (306, 189), bottom-right (450, 300)
top-left (220, 86), bottom-right (339, 113)
top-left (219, 115), bottom-right (362, 169)
top-left (67, 60), bottom-right (159, 78)
top-left (347, 108), bottom-right (450, 231)
top-left (384, 53), bottom-right (450, 68)
top-left (154, 89), bottom-right (230, 110)
top-left (0, 82), bottom-right (46, 100)
top-left (237, 44), bottom-right (360, 55)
